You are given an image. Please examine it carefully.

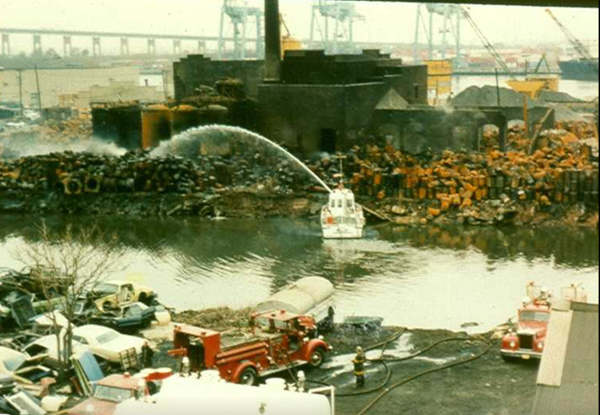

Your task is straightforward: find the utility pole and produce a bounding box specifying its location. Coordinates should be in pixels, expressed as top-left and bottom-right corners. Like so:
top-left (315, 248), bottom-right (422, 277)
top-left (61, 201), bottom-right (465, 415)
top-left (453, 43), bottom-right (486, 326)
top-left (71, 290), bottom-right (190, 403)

top-left (162, 69), bottom-right (169, 100)
top-left (34, 65), bottom-right (42, 114)
top-left (17, 68), bottom-right (23, 117)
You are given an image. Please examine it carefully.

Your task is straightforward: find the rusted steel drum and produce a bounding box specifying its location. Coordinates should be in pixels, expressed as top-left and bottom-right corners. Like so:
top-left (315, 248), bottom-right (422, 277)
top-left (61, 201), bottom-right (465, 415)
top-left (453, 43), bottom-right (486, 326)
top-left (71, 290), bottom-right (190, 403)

top-left (171, 104), bottom-right (200, 136)
top-left (142, 104), bottom-right (171, 149)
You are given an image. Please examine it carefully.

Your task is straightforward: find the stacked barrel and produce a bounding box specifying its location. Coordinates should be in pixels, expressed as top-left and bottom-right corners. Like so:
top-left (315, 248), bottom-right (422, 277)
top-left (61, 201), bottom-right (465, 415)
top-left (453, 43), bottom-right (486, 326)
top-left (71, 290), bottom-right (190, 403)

top-left (344, 143), bottom-right (598, 211)
top-left (141, 104), bottom-right (171, 149)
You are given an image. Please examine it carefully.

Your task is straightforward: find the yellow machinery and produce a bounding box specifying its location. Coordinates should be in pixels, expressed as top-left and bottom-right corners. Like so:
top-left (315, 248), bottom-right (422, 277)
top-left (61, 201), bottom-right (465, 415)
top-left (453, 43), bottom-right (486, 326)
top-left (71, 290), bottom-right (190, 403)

top-left (280, 13), bottom-right (302, 57)
top-left (506, 54), bottom-right (559, 99)
top-left (424, 59), bottom-right (453, 105)
top-left (506, 77), bottom-right (559, 99)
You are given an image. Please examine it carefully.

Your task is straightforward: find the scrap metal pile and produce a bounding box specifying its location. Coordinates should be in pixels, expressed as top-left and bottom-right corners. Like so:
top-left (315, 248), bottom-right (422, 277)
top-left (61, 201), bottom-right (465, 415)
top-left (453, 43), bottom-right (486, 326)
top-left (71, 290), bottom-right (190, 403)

top-left (310, 127), bottom-right (598, 225)
top-left (0, 149), bottom-right (315, 196)
top-left (0, 266), bottom-right (171, 414)
top-left (0, 118), bottom-right (597, 224)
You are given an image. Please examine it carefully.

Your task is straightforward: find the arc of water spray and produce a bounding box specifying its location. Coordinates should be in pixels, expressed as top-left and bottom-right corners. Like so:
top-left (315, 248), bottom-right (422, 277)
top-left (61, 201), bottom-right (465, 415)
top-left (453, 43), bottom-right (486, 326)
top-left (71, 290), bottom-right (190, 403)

top-left (151, 125), bottom-right (333, 193)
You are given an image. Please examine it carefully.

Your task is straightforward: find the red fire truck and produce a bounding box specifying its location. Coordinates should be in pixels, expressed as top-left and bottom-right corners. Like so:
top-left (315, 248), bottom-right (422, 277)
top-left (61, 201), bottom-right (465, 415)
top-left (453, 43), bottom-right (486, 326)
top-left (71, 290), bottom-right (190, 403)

top-left (169, 309), bottom-right (332, 385)
top-left (501, 282), bottom-right (551, 361)
top-left (501, 282), bottom-right (588, 361)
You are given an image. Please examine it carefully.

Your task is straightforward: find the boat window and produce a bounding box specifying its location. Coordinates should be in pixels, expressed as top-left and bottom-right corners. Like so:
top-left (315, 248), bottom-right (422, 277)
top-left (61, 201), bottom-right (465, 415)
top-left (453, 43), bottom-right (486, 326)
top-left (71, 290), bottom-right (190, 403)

top-left (337, 199), bottom-right (342, 208)
top-left (346, 199), bottom-right (354, 209)
top-left (330, 200), bottom-right (335, 208)
top-left (520, 311), bottom-right (549, 322)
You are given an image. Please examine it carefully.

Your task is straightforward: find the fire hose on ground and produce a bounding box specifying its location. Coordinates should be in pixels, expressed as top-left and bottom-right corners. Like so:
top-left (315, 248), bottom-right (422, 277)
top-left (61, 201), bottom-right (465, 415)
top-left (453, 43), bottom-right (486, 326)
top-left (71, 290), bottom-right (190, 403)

top-left (304, 329), bottom-right (492, 414)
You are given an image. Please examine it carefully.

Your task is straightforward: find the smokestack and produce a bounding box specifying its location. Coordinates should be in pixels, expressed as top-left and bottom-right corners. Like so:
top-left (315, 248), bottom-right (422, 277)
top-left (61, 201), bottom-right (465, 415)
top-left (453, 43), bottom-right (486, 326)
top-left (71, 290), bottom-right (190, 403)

top-left (264, 0), bottom-right (281, 82)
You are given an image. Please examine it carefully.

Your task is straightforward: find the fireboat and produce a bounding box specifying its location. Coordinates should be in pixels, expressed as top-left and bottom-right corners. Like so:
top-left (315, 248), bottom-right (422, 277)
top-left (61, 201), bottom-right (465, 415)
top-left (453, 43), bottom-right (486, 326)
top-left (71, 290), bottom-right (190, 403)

top-left (320, 155), bottom-right (365, 239)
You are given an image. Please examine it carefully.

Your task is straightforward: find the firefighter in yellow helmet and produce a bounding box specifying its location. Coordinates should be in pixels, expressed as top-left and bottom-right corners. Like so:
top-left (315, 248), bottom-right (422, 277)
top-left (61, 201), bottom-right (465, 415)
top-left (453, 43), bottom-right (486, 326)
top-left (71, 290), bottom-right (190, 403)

top-left (353, 346), bottom-right (366, 387)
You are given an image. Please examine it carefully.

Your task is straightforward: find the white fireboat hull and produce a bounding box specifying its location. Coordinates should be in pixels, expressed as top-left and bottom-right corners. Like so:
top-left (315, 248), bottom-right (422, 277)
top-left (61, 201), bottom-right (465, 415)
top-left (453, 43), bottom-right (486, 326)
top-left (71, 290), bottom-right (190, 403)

top-left (321, 224), bottom-right (364, 239)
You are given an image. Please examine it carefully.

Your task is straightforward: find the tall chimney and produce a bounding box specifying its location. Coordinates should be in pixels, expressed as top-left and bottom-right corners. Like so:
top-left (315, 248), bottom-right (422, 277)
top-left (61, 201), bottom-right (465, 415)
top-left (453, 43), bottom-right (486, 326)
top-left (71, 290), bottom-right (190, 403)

top-left (264, 0), bottom-right (281, 82)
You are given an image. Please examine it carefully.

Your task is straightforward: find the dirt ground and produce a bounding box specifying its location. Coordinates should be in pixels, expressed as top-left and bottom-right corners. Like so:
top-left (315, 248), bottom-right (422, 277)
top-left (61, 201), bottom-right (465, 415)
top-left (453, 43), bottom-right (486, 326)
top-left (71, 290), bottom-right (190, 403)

top-left (152, 315), bottom-right (539, 415)
top-left (317, 327), bottom-right (539, 415)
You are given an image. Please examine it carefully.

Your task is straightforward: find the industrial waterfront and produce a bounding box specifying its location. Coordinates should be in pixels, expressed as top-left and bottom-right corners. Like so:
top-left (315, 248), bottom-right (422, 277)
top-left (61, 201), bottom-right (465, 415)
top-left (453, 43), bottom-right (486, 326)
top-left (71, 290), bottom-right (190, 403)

top-left (0, 0), bottom-right (598, 414)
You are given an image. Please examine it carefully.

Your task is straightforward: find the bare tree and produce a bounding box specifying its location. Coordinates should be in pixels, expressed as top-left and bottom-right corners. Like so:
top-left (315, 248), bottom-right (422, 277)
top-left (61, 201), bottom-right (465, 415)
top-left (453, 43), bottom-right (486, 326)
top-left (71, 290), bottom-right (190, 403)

top-left (14, 221), bottom-right (124, 379)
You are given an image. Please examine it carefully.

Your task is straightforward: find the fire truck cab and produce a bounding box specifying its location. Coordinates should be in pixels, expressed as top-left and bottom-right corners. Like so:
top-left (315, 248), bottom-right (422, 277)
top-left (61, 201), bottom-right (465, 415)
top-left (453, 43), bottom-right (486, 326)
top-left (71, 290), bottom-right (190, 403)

top-left (501, 298), bottom-right (550, 361)
top-left (169, 310), bottom-right (331, 385)
top-left (501, 282), bottom-right (588, 362)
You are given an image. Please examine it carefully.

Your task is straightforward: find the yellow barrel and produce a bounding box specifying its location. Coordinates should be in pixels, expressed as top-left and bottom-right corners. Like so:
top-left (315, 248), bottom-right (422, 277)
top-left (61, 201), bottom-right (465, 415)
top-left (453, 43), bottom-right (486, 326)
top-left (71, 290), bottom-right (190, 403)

top-left (171, 104), bottom-right (200, 135)
top-left (141, 104), bottom-right (171, 149)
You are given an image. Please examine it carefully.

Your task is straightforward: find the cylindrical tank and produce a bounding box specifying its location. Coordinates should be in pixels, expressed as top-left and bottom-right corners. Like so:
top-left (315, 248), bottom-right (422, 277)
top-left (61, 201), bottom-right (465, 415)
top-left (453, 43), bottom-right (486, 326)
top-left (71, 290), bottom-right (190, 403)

top-left (113, 374), bottom-right (331, 415)
top-left (141, 104), bottom-right (171, 149)
top-left (255, 277), bottom-right (334, 319)
top-left (199, 104), bottom-right (229, 125)
top-left (171, 104), bottom-right (200, 136)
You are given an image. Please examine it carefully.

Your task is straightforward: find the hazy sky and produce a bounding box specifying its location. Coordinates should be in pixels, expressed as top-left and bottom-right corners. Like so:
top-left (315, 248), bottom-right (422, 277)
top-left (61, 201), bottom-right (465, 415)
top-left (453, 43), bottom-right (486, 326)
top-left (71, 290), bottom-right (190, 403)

top-left (1, 0), bottom-right (598, 54)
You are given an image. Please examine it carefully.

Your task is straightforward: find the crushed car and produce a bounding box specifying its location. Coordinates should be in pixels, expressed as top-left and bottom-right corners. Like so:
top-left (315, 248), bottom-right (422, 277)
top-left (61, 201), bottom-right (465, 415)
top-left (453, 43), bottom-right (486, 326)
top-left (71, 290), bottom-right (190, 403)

top-left (75, 281), bottom-right (157, 317)
top-left (0, 346), bottom-right (55, 394)
top-left (88, 302), bottom-right (166, 333)
top-left (72, 325), bottom-right (147, 366)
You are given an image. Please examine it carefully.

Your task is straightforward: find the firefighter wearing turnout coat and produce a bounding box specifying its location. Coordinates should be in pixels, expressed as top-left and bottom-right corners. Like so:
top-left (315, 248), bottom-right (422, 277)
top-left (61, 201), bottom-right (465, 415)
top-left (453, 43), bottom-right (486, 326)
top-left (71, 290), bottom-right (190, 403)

top-left (353, 346), bottom-right (366, 387)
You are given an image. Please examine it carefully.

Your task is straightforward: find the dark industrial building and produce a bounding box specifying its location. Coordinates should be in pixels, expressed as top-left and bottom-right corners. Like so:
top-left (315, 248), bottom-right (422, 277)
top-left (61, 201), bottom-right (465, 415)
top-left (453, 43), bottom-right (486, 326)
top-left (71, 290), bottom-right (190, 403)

top-left (91, 0), bottom-right (548, 156)
top-left (258, 49), bottom-right (428, 153)
top-left (174, 55), bottom-right (264, 100)
top-left (171, 47), bottom-right (429, 154)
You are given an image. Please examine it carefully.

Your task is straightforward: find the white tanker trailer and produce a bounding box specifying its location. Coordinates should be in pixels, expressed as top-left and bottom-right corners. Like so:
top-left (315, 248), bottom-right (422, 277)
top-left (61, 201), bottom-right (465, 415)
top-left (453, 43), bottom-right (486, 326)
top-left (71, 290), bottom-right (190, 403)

top-left (114, 371), bottom-right (333, 415)
top-left (254, 277), bottom-right (335, 331)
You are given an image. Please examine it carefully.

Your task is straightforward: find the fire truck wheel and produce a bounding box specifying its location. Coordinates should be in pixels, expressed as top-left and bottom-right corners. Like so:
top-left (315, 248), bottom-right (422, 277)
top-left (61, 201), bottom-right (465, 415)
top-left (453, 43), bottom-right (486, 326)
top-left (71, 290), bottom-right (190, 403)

top-left (239, 367), bottom-right (258, 385)
top-left (308, 347), bottom-right (325, 368)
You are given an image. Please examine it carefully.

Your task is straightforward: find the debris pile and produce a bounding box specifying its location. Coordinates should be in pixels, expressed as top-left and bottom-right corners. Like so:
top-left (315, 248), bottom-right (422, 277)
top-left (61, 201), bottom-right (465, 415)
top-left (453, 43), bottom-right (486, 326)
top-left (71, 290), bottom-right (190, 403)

top-left (36, 117), bottom-right (92, 143)
top-left (452, 85), bottom-right (540, 108)
top-left (0, 113), bottom-right (597, 225)
top-left (0, 266), bottom-right (172, 414)
top-left (312, 134), bottom-right (597, 226)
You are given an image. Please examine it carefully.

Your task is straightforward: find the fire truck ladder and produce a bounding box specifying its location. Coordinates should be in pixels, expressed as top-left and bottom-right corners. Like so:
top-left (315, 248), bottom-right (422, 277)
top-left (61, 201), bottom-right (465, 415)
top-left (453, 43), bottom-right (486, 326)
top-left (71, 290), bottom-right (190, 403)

top-left (545, 8), bottom-right (595, 62)
top-left (460, 6), bottom-right (515, 79)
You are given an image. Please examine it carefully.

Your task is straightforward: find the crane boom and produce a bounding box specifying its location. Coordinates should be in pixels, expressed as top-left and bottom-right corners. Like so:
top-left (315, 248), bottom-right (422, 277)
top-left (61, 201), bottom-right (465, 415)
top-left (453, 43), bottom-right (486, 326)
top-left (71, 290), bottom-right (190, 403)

top-left (545, 8), bottom-right (593, 61)
top-left (460, 7), bottom-right (514, 78)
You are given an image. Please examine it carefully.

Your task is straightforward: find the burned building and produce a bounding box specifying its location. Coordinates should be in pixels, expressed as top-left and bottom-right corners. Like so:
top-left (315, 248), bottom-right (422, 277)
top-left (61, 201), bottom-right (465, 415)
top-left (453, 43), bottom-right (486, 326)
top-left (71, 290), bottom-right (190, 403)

top-left (173, 55), bottom-right (264, 101)
top-left (258, 49), bottom-right (428, 153)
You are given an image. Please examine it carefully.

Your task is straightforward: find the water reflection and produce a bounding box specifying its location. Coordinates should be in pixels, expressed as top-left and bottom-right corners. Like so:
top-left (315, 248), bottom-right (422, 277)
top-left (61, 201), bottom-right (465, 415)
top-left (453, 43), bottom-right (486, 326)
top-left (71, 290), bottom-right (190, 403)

top-left (0, 215), bottom-right (597, 330)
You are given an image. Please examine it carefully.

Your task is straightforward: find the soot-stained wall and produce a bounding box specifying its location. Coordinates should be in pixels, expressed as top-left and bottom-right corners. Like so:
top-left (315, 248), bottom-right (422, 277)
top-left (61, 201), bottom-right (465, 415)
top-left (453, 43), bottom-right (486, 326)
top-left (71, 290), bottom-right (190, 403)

top-left (258, 49), bottom-right (428, 153)
top-left (174, 55), bottom-right (264, 100)
top-left (258, 82), bottom-right (388, 154)
top-left (91, 105), bottom-right (142, 150)
top-left (453, 105), bottom-right (555, 134)
top-left (371, 109), bottom-right (507, 154)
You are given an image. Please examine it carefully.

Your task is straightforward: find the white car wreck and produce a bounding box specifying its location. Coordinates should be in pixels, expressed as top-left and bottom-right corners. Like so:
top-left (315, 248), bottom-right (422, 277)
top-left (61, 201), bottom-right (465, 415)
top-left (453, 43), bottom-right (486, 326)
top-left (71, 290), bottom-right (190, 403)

top-left (72, 325), bottom-right (146, 364)
top-left (24, 335), bottom-right (90, 368)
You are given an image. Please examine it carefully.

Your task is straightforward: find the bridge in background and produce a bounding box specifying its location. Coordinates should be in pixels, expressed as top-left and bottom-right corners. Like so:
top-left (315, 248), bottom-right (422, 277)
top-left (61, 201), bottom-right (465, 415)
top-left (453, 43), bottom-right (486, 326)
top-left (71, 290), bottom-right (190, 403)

top-left (0, 27), bottom-right (404, 58)
top-left (0, 27), bottom-right (243, 57)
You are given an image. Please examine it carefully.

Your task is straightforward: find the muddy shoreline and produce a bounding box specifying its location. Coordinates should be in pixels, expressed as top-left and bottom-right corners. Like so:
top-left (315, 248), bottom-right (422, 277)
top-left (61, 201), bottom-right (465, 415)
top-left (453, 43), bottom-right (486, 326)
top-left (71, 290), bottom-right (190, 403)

top-left (0, 189), bottom-right (597, 228)
top-left (152, 308), bottom-right (538, 415)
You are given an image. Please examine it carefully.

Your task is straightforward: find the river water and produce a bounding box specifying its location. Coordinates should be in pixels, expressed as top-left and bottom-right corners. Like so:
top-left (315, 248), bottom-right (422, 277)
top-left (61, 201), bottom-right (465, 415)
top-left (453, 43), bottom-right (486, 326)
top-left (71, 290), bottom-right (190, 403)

top-left (0, 215), bottom-right (597, 332)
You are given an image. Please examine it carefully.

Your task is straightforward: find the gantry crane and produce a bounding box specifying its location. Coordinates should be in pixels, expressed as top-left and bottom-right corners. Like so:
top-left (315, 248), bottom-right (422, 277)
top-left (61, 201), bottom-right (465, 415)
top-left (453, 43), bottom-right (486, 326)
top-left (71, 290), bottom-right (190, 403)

top-left (545, 8), bottom-right (594, 62)
top-left (218, 0), bottom-right (263, 60)
top-left (309, 0), bottom-right (364, 54)
top-left (413, 3), bottom-right (463, 64)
